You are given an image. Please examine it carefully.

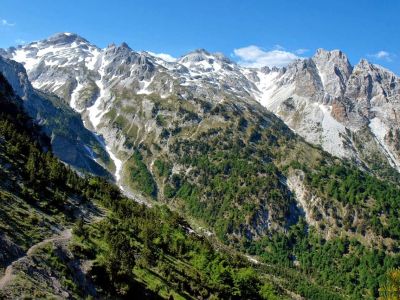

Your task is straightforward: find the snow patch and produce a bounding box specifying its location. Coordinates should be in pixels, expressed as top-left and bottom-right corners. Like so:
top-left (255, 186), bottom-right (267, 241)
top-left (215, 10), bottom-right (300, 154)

top-left (70, 80), bottom-right (84, 112)
top-left (315, 63), bottom-right (326, 88)
top-left (147, 51), bottom-right (176, 62)
top-left (85, 47), bottom-right (101, 71)
top-left (255, 70), bottom-right (293, 110)
top-left (37, 45), bottom-right (57, 57)
top-left (137, 77), bottom-right (154, 95)
top-left (106, 144), bottom-right (123, 182)
top-left (12, 49), bottom-right (38, 71)
top-left (87, 55), bottom-right (110, 128)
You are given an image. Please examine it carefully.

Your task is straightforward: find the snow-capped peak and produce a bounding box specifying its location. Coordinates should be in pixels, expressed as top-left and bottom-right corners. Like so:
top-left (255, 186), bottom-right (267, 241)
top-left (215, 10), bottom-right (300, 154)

top-left (178, 49), bottom-right (232, 66)
top-left (44, 32), bottom-right (91, 46)
top-left (2, 32), bottom-right (400, 176)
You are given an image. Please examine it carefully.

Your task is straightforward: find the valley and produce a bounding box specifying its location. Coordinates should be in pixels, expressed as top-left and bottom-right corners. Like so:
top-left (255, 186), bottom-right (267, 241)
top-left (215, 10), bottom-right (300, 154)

top-left (0, 32), bottom-right (399, 299)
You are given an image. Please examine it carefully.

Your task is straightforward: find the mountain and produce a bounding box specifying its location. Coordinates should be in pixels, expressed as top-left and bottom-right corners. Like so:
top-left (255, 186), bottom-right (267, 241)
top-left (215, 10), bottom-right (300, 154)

top-left (0, 71), bottom-right (102, 298)
top-left (3, 32), bottom-right (400, 247)
top-left (1, 34), bottom-right (269, 193)
top-left (4, 34), bottom-right (400, 182)
top-left (2, 33), bottom-right (400, 298)
top-left (0, 55), bottom-right (111, 177)
top-left (251, 49), bottom-right (400, 178)
top-left (0, 72), bottom-right (288, 299)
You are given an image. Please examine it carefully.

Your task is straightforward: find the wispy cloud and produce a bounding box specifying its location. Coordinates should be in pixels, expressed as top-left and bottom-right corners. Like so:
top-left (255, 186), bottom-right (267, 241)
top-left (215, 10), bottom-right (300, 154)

top-left (15, 39), bottom-right (25, 45)
top-left (273, 44), bottom-right (285, 51)
top-left (295, 48), bottom-right (309, 55)
top-left (1, 19), bottom-right (15, 27)
top-left (148, 51), bottom-right (176, 62)
top-left (368, 50), bottom-right (395, 62)
top-left (233, 45), bottom-right (302, 68)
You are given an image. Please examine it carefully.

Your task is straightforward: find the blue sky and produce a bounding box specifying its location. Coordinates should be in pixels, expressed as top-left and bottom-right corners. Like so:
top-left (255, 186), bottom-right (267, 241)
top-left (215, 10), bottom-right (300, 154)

top-left (0, 0), bottom-right (399, 73)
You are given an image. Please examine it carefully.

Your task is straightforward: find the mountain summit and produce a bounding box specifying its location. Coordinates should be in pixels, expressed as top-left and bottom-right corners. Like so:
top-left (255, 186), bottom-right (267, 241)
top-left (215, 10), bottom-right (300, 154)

top-left (3, 34), bottom-right (400, 179)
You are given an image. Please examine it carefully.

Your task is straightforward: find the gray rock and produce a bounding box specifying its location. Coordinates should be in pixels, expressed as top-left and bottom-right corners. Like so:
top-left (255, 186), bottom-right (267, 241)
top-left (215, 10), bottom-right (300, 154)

top-left (3, 33), bottom-right (400, 177)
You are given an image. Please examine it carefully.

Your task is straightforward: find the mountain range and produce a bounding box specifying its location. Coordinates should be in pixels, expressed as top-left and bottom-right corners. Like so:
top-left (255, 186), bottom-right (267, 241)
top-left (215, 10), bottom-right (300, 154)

top-left (2, 33), bottom-right (399, 183)
top-left (1, 33), bottom-right (400, 299)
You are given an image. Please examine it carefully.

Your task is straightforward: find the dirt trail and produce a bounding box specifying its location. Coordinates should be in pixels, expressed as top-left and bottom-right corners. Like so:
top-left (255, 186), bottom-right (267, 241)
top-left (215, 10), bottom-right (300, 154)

top-left (0, 229), bottom-right (72, 290)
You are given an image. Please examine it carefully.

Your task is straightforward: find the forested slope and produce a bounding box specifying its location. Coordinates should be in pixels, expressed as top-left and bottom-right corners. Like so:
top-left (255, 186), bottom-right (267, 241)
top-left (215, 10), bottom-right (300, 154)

top-left (0, 72), bottom-right (288, 299)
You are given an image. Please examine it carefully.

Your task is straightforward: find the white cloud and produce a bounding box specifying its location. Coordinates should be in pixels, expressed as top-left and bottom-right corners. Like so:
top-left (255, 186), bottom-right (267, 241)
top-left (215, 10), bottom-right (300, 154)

top-left (273, 44), bottom-right (285, 50)
top-left (295, 48), bottom-right (309, 55)
top-left (368, 50), bottom-right (394, 62)
top-left (148, 51), bottom-right (177, 62)
top-left (15, 39), bottom-right (25, 45)
top-left (233, 45), bottom-right (301, 68)
top-left (1, 19), bottom-right (15, 27)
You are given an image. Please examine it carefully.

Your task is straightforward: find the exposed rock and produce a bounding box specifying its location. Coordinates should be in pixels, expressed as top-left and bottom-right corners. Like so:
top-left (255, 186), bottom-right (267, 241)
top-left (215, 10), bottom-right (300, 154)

top-left (0, 234), bottom-right (24, 271)
top-left (2, 33), bottom-right (400, 179)
top-left (331, 100), bottom-right (348, 123)
top-left (0, 56), bottom-right (111, 177)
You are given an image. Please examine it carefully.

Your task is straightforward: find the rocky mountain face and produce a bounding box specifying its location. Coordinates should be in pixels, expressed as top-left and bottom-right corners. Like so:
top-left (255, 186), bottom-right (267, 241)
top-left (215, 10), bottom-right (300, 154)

top-left (0, 55), bottom-right (110, 177)
top-left (3, 33), bottom-right (400, 182)
top-left (1, 34), bottom-right (260, 187)
top-left (252, 49), bottom-right (400, 177)
top-left (2, 33), bottom-right (400, 243)
top-left (2, 33), bottom-right (400, 299)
